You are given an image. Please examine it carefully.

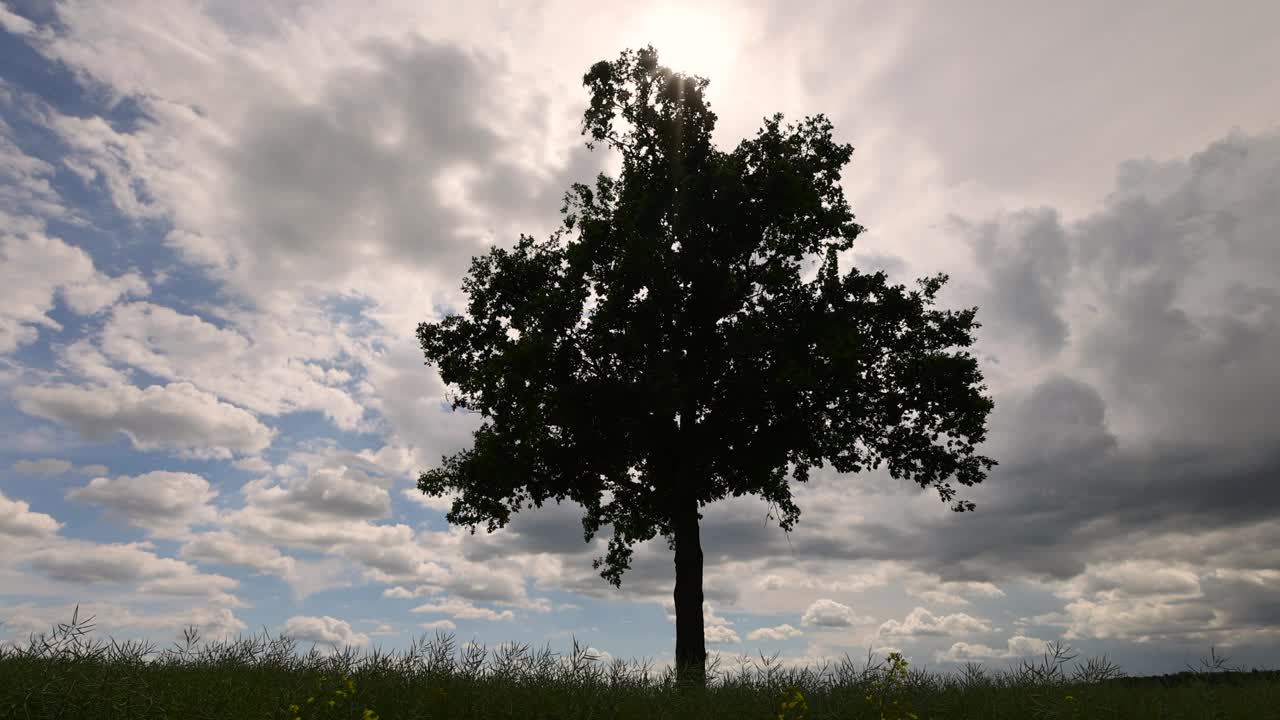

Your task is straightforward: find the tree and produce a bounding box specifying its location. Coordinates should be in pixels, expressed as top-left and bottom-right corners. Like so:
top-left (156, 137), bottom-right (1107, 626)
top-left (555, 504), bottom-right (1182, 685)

top-left (416, 45), bottom-right (997, 696)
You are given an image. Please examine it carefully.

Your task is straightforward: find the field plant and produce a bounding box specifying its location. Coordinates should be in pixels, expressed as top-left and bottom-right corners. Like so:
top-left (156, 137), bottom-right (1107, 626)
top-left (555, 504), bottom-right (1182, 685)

top-left (1, 604), bottom-right (1278, 719)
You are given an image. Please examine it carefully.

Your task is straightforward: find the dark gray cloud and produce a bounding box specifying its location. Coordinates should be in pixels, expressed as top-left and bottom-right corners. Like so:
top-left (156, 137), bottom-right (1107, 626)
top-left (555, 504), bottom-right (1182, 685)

top-left (1072, 131), bottom-right (1280, 456)
top-left (984, 375), bottom-right (1117, 478)
top-left (952, 208), bottom-right (1072, 357)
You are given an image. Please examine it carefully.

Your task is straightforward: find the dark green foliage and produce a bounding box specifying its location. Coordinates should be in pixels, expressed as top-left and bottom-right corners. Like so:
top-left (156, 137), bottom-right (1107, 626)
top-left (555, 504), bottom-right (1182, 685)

top-left (416, 45), bottom-right (997, 692)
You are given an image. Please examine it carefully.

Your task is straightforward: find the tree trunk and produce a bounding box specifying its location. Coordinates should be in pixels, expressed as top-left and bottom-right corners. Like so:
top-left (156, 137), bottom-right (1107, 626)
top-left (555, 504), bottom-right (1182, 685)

top-left (672, 488), bottom-right (707, 696)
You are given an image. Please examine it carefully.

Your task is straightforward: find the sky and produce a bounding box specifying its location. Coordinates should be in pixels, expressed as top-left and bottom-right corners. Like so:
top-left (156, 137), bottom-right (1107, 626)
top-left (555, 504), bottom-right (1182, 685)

top-left (1, 0), bottom-right (1279, 685)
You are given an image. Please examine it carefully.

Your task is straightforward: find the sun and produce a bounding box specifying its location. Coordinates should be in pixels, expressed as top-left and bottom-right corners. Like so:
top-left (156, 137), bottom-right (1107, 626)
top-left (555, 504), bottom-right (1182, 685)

top-left (625, 2), bottom-right (742, 86)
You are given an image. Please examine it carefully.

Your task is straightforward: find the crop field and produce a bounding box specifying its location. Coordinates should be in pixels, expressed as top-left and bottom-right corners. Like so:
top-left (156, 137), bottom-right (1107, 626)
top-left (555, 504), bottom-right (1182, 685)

top-left (1, 605), bottom-right (1277, 719)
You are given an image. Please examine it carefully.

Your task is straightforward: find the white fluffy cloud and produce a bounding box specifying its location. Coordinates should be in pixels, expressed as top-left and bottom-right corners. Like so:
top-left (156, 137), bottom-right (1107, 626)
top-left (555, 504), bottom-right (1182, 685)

top-left (933, 635), bottom-right (1057, 665)
top-left (0, 233), bottom-right (149, 354)
top-left (98, 302), bottom-right (367, 431)
top-left (23, 539), bottom-right (242, 606)
top-left (65, 471), bottom-right (220, 539)
top-left (0, 601), bottom-right (248, 648)
top-left (54, 339), bottom-right (132, 386)
top-left (878, 607), bottom-right (994, 638)
top-left (0, 113), bottom-right (65, 225)
top-left (418, 618), bottom-right (457, 633)
top-left (239, 465), bottom-right (391, 522)
top-left (0, 491), bottom-right (63, 538)
top-left (746, 623), bottom-right (803, 641)
top-left (282, 615), bottom-right (370, 650)
top-left (12, 381), bottom-right (275, 458)
top-left (410, 596), bottom-right (515, 623)
top-left (177, 530), bottom-right (297, 577)
top-left (800, 598), bottom-right (873, 628)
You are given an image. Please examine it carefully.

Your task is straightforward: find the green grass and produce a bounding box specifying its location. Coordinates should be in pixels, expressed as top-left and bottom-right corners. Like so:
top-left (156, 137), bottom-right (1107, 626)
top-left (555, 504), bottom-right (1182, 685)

top-left (1, 604), bottom-right (1277, 719)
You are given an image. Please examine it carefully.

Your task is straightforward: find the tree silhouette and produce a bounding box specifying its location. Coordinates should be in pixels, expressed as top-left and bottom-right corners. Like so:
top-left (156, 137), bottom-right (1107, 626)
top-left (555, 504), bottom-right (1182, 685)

top-left (417, 45), bottom-right (997, 695)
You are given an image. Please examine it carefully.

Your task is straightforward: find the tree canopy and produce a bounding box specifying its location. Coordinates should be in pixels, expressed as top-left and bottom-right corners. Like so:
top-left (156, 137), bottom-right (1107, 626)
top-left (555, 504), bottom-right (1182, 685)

top-left (417, 45), bottom-right (997, 693)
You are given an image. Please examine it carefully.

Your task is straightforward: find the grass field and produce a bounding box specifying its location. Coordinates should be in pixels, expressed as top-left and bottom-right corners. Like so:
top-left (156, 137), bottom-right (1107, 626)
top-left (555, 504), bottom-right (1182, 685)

top-left (1, 604), bottom-right (1277, 719)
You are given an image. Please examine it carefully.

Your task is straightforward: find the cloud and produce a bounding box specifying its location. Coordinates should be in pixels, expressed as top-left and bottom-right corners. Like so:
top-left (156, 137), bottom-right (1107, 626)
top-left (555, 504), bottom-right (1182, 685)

top-left (409, 596), bottom-right (515, 623)
top-left (841, 1), bottom-right (1280, 215)
top-left (705, 624), bottom-right (741, 645)
top-left (23, 539), bottom-right (242, 605)
top-left (903, 577), bottom-right (1007, 607)
top-left (878, 607), bottom-right (994, 638)
top-left (746, 623), bottom-right (803, 641)
top-left (1199, 569), bottom-right (1280, 630)
top-left (220, 458), bottom-right (532, 605)
top-left (800, 599), bottom-right (873, 628)
top-left (27, 5), bottom-right (606, 318)
top-left (355, 333), bottom-right (486, 474)
top-left (210, 439), bottom-right (552, 608)
top-left (951, 207), bottom-right (1072, 359)
top-left (11, 458), bottom-right (72, 475)
top-left (1027, 558), bottom-right (1278, 646)
top-left (12, 381), bottom-right (275, 458)
top-left (661, 599), bottom-right (737, 634)
top-left (773, 130), bottom-right (1280, 616)
top-left (1068, 129), bottom-right (1280, 456)
top-left (933, 634), bottom-right (1057, 665)
top-left (0, 233), bottom-right (149, 354)
top-left (983, 375), bottom-right (1117, 475)
top-left (0, 491), bottom-right (63, 538)
top-left (0, 114), bottom-right (66, 225)
top-left (0, 6), bottom-right (39, 36)
top-left (178, 530), bottom-right (297, 577)
top-left (65, 471), bottom-right (220, 539)
top-left (1058, 560), bottom-right (1202, 601)
top-left (458, 494), bottom-right (604, 563)
top-left (361, 620), bottom-right (398, 636)
top-left (239, 465), bottom-right (391, 522)
top-left (281, 615), bottom-right (370, 650)
top-left (231, 456), bottom-right (273, 474)
top-left (1061, 596), bottom-right (1218, 643)
top-left (98, 302), bottom-right (366, 431)
top-left (0, 601), bottom-right (248, 647)
top-left (54, 339), bottom-right (133, 386)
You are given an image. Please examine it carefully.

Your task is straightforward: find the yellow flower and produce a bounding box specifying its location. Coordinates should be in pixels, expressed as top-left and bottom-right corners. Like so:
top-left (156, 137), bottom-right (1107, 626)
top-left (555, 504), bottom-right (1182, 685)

top-left (362, 710), bottom-right (380, 720)
top-left (328, 700), bottom-right (336, 707)
top-left (288, 704), bottom-right (299, 713)
top-left (307, 697), bottom-right (314, 704)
